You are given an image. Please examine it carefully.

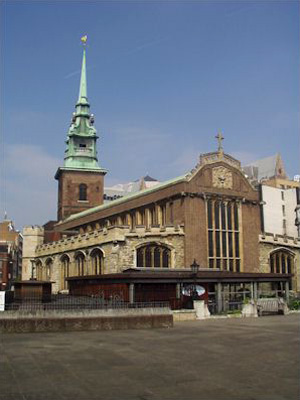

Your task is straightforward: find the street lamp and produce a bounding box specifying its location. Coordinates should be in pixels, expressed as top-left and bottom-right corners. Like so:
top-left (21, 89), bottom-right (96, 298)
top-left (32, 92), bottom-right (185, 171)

top-left (191, 259), bottom-right (199, 274)
top-left (190, 259), bottom-right (199, 300)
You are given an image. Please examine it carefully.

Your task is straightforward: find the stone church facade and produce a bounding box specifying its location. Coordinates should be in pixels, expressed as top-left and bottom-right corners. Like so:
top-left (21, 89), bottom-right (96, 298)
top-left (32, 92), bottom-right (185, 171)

top-left (22, 44), bottom-right (300, 295)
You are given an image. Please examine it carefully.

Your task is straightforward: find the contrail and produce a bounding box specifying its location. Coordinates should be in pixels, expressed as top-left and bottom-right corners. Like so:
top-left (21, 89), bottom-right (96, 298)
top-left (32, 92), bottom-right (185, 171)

top-left (64, 65), bottom-right (96, 79)
top-left (64, 69), bottom-right (81, 79)
top-left (123, 36), bottom-right (169, 57)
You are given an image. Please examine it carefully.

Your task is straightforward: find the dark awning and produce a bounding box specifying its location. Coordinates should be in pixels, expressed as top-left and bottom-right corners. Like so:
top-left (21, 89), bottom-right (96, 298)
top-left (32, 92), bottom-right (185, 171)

top-left (66, 269), bottom-right (292, 285)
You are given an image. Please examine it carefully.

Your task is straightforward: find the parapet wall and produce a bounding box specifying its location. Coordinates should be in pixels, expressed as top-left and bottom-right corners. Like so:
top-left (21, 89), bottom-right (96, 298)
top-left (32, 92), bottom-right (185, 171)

top-left (0, 308), bottom-right (173, 333)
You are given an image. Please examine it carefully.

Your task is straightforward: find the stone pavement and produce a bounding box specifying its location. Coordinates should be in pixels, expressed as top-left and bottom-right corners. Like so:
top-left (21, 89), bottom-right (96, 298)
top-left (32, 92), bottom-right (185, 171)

top-left (0, 315), bottom-right (299, 400)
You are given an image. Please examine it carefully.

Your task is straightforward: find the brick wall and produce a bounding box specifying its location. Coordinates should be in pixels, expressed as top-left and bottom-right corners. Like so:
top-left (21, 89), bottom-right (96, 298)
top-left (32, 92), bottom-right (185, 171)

top-left (57, 170), bottom-right (105, 221)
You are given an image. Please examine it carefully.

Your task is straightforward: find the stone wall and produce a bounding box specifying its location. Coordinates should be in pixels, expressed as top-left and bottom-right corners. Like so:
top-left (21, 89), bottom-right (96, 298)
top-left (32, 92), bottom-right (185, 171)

top-left (34, 225), bottom-right (185, 293)
top-left (259, 233), bottom-right (300, 292)
top-left (22, 226), bottom-right (45, 280)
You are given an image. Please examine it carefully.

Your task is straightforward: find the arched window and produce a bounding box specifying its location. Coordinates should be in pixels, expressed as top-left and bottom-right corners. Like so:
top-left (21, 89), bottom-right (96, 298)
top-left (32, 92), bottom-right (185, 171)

top-left (137, 244), bottom-right (171, 268)
top-left (60, 255), bottom-right (70, 290)
top-left (75, 252), bottom-right (85, 276)
top-left (36, 260), bottom-right (43, 280)
top-left (270, 250), bottom-right (294, 275)
top-left (45, 258), bottom-right (53, 281)
top-left (79, 184), bottom-right (87, 201)
top-left (90, 248), bottom-right (104, 275)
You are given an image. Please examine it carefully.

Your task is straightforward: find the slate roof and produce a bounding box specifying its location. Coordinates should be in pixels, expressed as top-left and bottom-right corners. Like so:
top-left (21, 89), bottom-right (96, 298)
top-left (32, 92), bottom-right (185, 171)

top-left (58, 173), bottom-right (187, 225)
top-left (243, 153), bottom-right (286, 181)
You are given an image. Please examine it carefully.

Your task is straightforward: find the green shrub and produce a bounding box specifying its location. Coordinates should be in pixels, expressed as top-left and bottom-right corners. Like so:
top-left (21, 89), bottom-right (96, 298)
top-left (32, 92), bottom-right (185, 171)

top-left (289, 298), bottom-right (300, 310)
top-left (227, 309), bottom-right (242, 315)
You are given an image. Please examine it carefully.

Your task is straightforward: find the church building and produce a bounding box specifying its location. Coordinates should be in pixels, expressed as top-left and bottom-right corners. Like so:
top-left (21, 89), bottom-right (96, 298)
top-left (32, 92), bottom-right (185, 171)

top-left (22, 43), bottom-right (299, 306)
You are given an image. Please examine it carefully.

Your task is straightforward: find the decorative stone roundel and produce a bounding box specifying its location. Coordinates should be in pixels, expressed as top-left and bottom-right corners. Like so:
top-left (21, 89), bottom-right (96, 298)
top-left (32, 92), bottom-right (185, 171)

top-left (212, 166), bottom-right (233, 189)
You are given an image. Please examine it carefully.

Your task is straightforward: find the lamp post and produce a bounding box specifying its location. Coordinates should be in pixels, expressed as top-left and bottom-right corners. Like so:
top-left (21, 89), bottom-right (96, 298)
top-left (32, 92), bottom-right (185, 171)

top-left (191, 259), bottom-right (199, 274)
top-left (190, 259), bottom-right (199, 300)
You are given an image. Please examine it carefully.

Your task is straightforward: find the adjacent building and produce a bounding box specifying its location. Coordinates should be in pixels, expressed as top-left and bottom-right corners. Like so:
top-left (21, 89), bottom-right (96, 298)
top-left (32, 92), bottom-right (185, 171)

top-left (244, 154), bottom-right (300, 291)
top-left (0, 218), bottom-right (22, 290)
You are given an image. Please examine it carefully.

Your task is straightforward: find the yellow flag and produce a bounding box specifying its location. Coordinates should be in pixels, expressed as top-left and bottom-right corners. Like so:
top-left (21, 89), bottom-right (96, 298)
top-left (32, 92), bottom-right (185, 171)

top-left (81, 35), bottom-right (88, 44)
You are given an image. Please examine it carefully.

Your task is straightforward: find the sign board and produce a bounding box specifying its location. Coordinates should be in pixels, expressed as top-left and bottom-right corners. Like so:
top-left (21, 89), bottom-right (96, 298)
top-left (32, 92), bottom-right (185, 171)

top-left (182, 285), bottom-right (206, 297)
top-left (0, 291), bottom-right (5, 312)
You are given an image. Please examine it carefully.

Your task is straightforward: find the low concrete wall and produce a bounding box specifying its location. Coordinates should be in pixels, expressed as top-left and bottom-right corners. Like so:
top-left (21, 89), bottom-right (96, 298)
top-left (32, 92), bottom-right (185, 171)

top-left (0, 308), bottom-right (173, 333)
top-left (173, 310), bottom-right (196, 321)
top-left (0, 315), bottom-right (173, 333)
top-left (1, 307), bottom-right (171, 319)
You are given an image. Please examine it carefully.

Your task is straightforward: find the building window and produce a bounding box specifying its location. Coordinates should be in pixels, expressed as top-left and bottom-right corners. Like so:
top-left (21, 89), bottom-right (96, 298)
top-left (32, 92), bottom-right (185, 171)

top-left (158, 204), bottom-right (166, 226)
top-left (136, 244), bottom-right (171, 268)
top-left (36, 260), bottom-right (43, 280)
top-left (207, 199), bottom-right (241, 271)
top-left (270, 251), bottom-right (294, 274)
top-left (79, 184), bottom-right (87, 201)
top-left (75, 252), bottom-right (85, 275)
top-left (90, 249), bottom-right (104, 275)
top-left (60, 255), bottom-right (70, 290)
top-left (149, 206), bottom-right (156, 225)
top-left (281, 191), bottom-right (285, 200)
top-left (170, 202), bottom-right (174, 224)
top-left (45, 258), bottom-right (53, 281)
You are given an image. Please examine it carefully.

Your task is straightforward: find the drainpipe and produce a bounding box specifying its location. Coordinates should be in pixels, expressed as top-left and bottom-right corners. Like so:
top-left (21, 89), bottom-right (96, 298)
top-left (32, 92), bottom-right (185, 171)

top-left (259, 184), bottom-right (265, 234)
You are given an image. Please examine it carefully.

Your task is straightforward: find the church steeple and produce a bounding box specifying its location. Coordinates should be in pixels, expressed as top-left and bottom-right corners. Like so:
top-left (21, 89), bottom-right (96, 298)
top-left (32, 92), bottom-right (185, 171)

top-left (55, 37), bottom-right (107, 221)
top-left (77, 47), bottom-right (88, 105)
top-left (62, 41), bottom-right (106, 171)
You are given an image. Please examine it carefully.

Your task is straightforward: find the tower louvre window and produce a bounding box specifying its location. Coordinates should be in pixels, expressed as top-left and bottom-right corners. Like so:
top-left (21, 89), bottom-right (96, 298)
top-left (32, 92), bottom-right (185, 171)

top-left (79, 184), bottom-right (87, 201)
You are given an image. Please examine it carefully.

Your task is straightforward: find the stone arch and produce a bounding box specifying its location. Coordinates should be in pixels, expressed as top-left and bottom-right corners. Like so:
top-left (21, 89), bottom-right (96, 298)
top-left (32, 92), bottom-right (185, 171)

top-left (60, 254), bottom-right (71, 290)
top-left (45, 257), bottom-right (54, 281)
top-left (90, 247), bottom-right (104, 275)
top-left (269, 248), bottom-right (295, 274)
top-left (35, 258), bottom-right (43, 280)
top-left (135, 242), bottom-right (172, 269)
top-left (74, 250), bottom-right (86, 276)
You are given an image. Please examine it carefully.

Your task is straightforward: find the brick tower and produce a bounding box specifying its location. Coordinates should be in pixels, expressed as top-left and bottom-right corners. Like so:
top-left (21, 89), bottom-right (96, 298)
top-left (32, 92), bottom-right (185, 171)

top-left (55, 37), bottom-right (107, 221)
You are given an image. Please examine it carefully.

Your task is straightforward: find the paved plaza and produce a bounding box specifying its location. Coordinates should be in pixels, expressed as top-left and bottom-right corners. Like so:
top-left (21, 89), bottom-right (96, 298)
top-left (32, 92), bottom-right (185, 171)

top-left (0, 314), bottom-right (299, 400)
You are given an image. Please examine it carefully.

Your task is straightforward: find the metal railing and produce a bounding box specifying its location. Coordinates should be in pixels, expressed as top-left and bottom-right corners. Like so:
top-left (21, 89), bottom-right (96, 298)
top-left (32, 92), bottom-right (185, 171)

top-left (4, 292), bottom-right (169, 312)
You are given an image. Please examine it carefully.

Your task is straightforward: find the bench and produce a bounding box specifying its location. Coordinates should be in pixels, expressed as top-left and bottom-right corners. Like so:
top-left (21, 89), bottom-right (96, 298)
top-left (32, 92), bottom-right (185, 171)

top-left (256, 298), bottom-right (287, 316)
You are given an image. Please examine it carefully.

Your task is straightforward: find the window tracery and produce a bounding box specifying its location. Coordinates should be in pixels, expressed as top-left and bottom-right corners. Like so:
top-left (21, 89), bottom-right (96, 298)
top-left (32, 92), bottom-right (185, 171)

top-left (137, 244), bottom-right (171, 268)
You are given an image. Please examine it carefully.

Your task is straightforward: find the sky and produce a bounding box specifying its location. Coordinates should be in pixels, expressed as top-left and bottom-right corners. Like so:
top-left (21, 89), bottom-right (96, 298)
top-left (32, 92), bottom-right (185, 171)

top-left (1, 0), bottom-right (299, 230)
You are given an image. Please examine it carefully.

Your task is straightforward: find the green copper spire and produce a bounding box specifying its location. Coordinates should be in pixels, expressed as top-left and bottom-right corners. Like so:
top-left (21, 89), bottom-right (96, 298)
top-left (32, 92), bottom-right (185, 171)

top-left (59, 39), bottom-right (106, 173)
top-left (78, 47), bottom-right (88, 104)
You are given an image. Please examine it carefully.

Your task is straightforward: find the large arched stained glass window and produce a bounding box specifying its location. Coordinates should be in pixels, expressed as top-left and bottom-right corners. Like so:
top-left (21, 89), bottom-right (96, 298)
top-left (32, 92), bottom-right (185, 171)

top-left (75, 252), bottom-right (85, 276)
top-left (60, 255), bottom-right (70, 290)
top-left (90, 248), bottom-right (104, 275)
top-left (270, 250), bottom-right (294, 275)
top-left (137, 244), bottom-right (171, 268)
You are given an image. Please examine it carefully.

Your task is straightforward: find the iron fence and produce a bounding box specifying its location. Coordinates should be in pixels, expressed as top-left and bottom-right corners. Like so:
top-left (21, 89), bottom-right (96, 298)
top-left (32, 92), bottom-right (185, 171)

top-left (4, 292), bottom-right (169, 312)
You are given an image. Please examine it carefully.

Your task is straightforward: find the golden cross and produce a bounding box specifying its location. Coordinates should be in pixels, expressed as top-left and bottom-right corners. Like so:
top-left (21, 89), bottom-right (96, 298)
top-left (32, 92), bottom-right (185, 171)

top-left (215, 132), bottom-right (224, 152)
